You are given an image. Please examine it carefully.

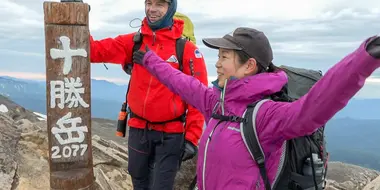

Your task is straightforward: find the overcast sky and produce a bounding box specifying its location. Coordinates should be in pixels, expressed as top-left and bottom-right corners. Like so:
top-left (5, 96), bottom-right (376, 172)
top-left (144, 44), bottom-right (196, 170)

top-left (1, 0), bottom-right (380, 98)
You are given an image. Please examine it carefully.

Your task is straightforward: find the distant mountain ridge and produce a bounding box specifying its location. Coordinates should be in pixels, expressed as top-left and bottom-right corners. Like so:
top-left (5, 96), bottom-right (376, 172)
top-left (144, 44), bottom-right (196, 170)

top-left (0, 76), bottom-right (128, 120)
top-left (0, 76), bottom-right (128, 100)
top-left (325, 118), bottom-right (380, 171)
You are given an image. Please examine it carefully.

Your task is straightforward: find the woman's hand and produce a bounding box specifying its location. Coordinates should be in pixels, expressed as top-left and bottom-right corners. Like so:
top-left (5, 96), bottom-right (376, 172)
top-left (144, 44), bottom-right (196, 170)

top-left (366, 36), bottom-right (380, 58)
top-left (132, 46), bottom-right (150, 65)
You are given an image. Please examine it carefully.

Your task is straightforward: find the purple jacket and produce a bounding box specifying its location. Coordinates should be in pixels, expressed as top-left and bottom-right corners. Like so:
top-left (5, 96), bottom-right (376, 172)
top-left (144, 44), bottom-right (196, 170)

top-left (140, 38), bottom-right (380, 190)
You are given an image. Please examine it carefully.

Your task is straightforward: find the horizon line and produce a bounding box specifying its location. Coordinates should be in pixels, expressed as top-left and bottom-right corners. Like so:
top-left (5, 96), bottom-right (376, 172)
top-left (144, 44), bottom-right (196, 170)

top-left (0, 71), bottom-right (218, 86)
top-left (0, 71), bottom-right (130, 85)
top-left (1, 71), bottom-right (380, 85)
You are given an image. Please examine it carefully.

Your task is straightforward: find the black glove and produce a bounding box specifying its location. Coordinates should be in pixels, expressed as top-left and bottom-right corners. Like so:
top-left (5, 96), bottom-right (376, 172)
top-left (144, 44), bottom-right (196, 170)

top-left (133, 46), bottom-right (150, 65)
top-left (366, 36), bottom-right (380, 59)
top-left (181, 140), bottom-right (198, 161)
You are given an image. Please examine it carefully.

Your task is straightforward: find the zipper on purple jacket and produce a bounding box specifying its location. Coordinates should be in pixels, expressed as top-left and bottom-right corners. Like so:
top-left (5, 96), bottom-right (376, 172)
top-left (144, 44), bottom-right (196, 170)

top-left (202, 79), bottom-right (228, 189)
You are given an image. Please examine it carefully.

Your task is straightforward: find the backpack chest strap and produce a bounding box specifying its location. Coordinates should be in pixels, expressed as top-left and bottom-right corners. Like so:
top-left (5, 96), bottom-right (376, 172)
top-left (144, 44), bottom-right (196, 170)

top-left (211, 113), bottom-right (246, 123)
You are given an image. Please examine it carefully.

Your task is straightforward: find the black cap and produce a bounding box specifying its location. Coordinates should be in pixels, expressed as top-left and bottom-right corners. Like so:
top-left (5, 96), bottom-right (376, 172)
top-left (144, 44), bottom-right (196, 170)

top-left (202, 27), bottom-right (273, 70)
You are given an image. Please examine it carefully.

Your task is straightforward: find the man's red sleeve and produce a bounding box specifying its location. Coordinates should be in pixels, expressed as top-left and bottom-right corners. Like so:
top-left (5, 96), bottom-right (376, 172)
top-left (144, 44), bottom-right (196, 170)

top-left (182, 42), bottom-right (209, 146)
top-left (90, 34), bottom-right (134, 64)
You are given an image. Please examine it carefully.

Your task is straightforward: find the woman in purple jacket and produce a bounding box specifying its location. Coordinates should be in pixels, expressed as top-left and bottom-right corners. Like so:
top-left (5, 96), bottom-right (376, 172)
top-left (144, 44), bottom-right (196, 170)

top-left (132, 27), bottom-right (380, 190)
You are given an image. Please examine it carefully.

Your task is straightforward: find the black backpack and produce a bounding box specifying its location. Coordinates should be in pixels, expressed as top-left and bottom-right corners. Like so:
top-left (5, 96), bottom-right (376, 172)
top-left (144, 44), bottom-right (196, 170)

top-left (190, 65), bottom-right (329, 190)
top-left (240, 65), bottom-right (329, 190)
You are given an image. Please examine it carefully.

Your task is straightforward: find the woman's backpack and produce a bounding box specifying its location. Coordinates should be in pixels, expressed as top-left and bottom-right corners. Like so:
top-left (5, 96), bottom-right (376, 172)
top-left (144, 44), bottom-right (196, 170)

top-left (241, 65), bottom-right (329, 190)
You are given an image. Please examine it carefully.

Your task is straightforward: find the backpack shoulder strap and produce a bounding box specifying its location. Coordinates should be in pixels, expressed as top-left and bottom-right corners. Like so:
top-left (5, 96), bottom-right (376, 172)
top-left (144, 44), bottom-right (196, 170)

top-left (132, 31), bottom-right (143, 54)
top-left (123, 31), bottom-right (143, 76)
top-left (241, 99), bottom-right (272, 190)
top-left (126, 34), bottom-right (186, 74)
top-left (176, 37), bottom-right (187, 72)
top-left (122, 31), bottom-right (143, 100)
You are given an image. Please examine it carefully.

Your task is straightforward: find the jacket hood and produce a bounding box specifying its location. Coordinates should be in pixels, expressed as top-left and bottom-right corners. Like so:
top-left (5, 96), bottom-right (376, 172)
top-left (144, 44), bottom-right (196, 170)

top-left (173, 12), bottom-right (196, 44)
top-left (212, 70), bottom-right (288, 115)
top-left (146, 0), bottom-right (177, 31)
top-left (141, 17), bottom-right (184, 40)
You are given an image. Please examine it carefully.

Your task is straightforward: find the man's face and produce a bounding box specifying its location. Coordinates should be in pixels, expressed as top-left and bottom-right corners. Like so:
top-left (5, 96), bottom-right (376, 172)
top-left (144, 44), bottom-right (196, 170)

top-left (145, 0), bottom-right (169, 23)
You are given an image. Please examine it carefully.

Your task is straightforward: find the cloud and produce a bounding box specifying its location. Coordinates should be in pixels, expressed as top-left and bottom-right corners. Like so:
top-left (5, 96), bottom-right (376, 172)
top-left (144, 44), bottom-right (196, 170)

top-left (3, 0), bottom-right (380, 55)
top-left (366, 77), bottom-right (380, 84)
top-left (0, 0), bottom-right (43, 40)
top-left (92, 76), bottom-right (130, 84)
top-left (0, 71), bottom-right (45, 80)
top-left (91, 75), bottom-right (218, 86)
top-left (0, 49), bottom-right (44, 57)
top-left (179, 0), bottom-right (330, 20)
top-left (0, 70), bottom-right (131, 85)
top-left (1, 0), bottom-right (380, 98)
top-left (355, 77), bottom-right (380, 99)
top-left (0, 70), bottom-right (219, 87)
top-left (271, 40), bottom-right (364, 56)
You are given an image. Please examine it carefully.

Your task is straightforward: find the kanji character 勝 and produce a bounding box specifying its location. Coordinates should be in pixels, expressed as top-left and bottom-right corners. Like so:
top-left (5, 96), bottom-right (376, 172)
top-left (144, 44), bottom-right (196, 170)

top-left (50, 77), bottom-right (89, 109)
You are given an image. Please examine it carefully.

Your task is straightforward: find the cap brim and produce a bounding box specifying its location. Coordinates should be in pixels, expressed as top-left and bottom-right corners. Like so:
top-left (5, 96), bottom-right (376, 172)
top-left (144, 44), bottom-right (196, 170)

top-left (202, 38), bottom-right (243, 50)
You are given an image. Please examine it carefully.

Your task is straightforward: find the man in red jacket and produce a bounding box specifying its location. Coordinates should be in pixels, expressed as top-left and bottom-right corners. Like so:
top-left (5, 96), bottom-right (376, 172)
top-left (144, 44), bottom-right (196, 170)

top-left (89, 0), bottom-right (208, 189)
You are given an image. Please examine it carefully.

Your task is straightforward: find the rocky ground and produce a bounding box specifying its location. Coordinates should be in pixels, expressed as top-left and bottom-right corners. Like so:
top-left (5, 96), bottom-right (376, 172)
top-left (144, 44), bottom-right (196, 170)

top-left (0, 95), bottom-right (379, 190)
top-left (0, 95), bottom-right (196, 190)
top-left (325, 162), bottom-right (380, 190)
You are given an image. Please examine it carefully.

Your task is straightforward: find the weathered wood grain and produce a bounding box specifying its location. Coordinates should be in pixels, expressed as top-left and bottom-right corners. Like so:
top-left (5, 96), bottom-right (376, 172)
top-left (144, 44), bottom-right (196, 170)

top-left (43, 1), bottom-right (94, 189)
top-left (44, 1), bottom-right (89, 25)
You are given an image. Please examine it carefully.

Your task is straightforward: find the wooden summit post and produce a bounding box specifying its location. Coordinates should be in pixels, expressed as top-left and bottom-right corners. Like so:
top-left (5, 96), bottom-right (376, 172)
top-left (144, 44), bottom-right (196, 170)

top-left (43, 1), bottom-right (94, 189)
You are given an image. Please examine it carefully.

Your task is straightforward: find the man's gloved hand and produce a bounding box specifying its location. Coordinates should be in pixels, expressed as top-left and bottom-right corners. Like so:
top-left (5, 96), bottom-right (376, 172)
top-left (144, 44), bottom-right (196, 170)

top-left (132, 46), bottom-right (150, 65)
top-left (181, 140), bottom-right (198, 161)
top-left (366, 36), bottom-right (380, 59)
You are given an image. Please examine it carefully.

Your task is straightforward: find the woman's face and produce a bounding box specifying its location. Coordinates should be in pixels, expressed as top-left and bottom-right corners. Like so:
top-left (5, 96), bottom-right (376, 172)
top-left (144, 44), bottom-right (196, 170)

top-left (215, 48), bottom-right (248, 88)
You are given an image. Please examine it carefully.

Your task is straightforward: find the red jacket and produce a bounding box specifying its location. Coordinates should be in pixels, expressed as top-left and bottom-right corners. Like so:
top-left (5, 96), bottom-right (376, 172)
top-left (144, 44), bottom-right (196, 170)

top-left (89, 18), bottom-right (208, 146)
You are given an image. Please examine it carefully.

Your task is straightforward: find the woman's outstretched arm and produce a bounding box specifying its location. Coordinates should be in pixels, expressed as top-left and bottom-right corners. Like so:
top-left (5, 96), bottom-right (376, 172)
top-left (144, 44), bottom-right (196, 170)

top-left (136, 48), bottom-right (218, 121)
top-left (256, 36), bottom-right (380, 143)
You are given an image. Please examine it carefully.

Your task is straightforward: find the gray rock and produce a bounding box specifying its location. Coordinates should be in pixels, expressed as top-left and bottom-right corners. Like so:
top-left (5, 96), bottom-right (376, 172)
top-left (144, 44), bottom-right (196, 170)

top-left (364, 175), bottom-right (380, 190)
top-left (0, 111), bottom-right (21, 190)
top-left (325, 161), bottom-right (380, 190)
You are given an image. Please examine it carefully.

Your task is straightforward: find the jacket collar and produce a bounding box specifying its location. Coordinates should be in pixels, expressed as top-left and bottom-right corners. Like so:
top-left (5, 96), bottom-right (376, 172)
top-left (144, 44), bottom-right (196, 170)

top-left (140, 17), bottom-right (184, 41)
top-left (212, 71), bottom-right (288, 115)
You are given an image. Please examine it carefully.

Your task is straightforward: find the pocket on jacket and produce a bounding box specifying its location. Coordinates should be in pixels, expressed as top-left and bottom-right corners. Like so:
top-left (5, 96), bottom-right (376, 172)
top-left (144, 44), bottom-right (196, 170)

top-left (127, 127), bottom-right (150, 178)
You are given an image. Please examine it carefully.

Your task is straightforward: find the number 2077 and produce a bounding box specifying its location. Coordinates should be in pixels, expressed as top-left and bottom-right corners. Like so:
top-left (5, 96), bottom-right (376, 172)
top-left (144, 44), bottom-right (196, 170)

top-left (51, 144), bottom-right (88, 158)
